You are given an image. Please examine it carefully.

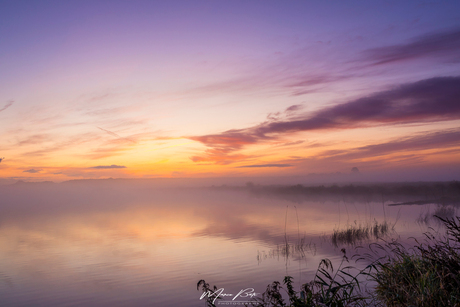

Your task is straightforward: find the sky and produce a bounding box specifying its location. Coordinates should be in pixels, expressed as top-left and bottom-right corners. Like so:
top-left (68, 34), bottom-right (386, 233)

top-left (1, 0), bottom-right (460, 183)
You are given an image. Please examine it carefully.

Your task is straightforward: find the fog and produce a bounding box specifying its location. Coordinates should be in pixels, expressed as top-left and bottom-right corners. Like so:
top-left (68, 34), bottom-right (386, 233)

top-left (1, 179), bottom-right (459, 306)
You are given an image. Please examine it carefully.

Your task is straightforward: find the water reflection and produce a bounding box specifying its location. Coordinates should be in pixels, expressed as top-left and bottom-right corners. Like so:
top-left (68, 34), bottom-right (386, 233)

top-left (0, 181), bottom-right (457, 306)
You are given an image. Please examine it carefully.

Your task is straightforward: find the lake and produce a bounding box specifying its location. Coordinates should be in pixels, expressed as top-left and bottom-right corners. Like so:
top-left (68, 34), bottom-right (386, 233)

top-left (0, 180), bottom-right (456, 306)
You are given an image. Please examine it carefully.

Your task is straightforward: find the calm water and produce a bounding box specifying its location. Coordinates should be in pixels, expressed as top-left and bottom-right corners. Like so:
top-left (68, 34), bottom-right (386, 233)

top-left (0, 181), bottom-right (454, 306)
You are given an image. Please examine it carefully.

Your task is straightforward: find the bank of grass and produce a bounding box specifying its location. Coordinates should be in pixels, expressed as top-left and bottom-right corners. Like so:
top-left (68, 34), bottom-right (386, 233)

top-left (198, 216), bottom-right (460, 306)
top-left (372, 216), bottom-right (460, 307)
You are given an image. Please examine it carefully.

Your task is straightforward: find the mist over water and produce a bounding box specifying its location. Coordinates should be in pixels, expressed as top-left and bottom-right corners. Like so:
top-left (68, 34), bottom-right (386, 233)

top-left (0, 180), bottom-right (458, 306)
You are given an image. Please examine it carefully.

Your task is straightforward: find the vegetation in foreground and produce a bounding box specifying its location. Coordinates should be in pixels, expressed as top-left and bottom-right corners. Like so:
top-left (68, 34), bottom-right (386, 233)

top-left (373, 216), bottom-right (460, 307)
top-left (198, 216), bottom-right (460, 306)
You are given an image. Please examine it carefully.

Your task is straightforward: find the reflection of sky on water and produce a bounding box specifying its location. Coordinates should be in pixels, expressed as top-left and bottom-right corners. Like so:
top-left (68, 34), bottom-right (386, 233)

top-left (0, 182), bottom-right (454, 306)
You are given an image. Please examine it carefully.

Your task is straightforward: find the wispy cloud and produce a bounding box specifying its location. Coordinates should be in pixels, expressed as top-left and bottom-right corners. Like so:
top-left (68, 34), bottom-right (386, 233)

top-left (17, 134), bottom-right (51, 146)
top-left (88, 165), bottom-right (127, 169)
top-left (284, 74), bottom-right (351, 96)
top-left (363, 28), bottom-right (460, 65)
top-left (320, 128), bottom-right (460, 161)
top-left (190, 76), bottom-right (460, 164)
top-left (0, 100), bottom-right (13, 113)
top-left (19, 133), bottom-right (99, 157)
top-left (276, 140), bottom-right (305, 147)
top-left (284, 104), bottom-right (303, 113)
top-left (256, 76), bottom-right (460, 133)
top-left (23, 169), bottom-right (41, 173)
top-left (282, 128), bottom-right (460, 173)
top-left (237, 164), bottom-right (293, 168)
top-left (190, 151), bottom-right (252, 165)
top-left (97, 127), bottom-right (136, 143)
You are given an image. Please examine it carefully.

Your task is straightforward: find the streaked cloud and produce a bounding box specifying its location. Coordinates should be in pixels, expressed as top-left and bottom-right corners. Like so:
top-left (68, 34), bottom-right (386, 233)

top-left (320, 128), bottom-right (460, 161)
top-left (237, 164), bottom-right (293, 168)
top-left (97, 127), bottom-right (136, 143)
top-left (0, 100), bottom-right (13, 113)
top-left (363, 28), bottom-right (460, 65)
top-left (17, 134), bottom-right (52, 146)
top-left (19, 133), bottom-right (99, 157)
top-left (284, 104), bottom-right (303, 113)
top-left (23, 169), bottom-right (41, 173)
top-left (190, 76), bottom-right (460, 164)
top-left (276, 140), bottom-right (305, 147)
top-left (190, 151), bottom-right (252, 165)
top-left (280, 128), bottom-right (460, 174)
top-left (88, 165), bottom-right (127, 169)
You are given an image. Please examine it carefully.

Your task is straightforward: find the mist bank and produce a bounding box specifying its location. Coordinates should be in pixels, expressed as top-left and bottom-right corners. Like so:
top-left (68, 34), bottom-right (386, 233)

top-left (1, 177), bottom-right (458, 208)
top-left (1, 176), bottom-right (459, 194)
top-left (1, 164), bottom-right (459, 187)
top-left (239, 181), bottom-right (460, 204)
top-left (0, 177), bottom-right (457, 261)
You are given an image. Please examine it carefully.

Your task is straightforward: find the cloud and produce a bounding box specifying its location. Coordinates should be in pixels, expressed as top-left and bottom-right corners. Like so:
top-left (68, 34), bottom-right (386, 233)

top-left (237, 164), bottom-right (293, 168)
top-left (190, 151), bottom-right (252, 165)
top-left (17, 134), bottom-right (51, 146)
top-left (277, 140), bottom-right (305, 147)
top-left (0, 100), bottom-right (13, 112)
top-left (321, 128), bottom-right (460, 161)
top-left (189, 76), bottom-right (460, 164)
top-left (284, 74), bottom-right (351, 96)
top-left (281, 128), bottom-right (460, 173)
top-left (363, 28), bottom-right (460, 65)
top-left (284, 104), bottom-right (303, 113)
top-left (0, 157), bottom-right (3, 163)
top-left (88, 165), bottom-right (127, 169)
top-left (83, 146), bottom-right (136, 160)
top-left (19, 133), bottom-right (99, 157)
top-left (257, 76), bottom-right (460, 133)
top-left (23, 169), bottom-right (41, 173)
top-left (180, 28), bottom-right (460, 101)
top-left (97, 127), bottom-right (136, 143)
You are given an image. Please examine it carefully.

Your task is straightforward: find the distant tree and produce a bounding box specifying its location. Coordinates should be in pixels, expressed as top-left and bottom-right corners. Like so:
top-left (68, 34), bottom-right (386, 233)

top-left (351, 167), bottom-right (360, 174)
top-left (246, 181), bottom-right (255, 188)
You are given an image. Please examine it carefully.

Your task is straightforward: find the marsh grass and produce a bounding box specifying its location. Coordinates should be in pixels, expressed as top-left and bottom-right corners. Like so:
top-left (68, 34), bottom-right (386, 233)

top-left (281, 237), bottom-right (316, 258)
top-left (257, 206), bottom-right (318, 264)
top-left (199, 216), bottom-right (460, 306)
top-left (256, 236), bottom-right (318, 268)
top-left (200, 249), bottom-right (373, 307)
top-left (416, 205), bottom-right (457, 226)
top-left (369, 216), bottom-right (460, 307)
top-left (331, 220), bottom-right (392, 247)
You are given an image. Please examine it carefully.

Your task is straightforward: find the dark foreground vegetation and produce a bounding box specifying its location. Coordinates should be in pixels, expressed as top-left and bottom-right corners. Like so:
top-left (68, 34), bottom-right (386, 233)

top-left (198, 216), bottom-right (460, 307)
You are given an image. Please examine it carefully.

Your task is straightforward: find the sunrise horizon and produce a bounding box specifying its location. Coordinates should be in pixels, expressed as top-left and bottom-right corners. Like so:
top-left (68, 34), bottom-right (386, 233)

top-left (2, 2), bottom-right (460, 304)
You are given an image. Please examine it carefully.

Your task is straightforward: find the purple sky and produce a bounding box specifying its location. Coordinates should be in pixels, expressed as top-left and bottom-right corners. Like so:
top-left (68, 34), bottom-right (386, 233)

top-left (1, 0), bottom-right (460, 182)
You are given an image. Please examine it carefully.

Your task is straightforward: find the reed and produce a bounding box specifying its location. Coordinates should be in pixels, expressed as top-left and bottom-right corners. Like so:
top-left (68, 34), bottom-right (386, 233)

top-left (198, 216), bottom-right (460, 306)
top-left (199, 249), bottom-right (372, 307)
top-left (331, 220), bottom-right (391, 247)
top-left (370, 216), bottom-right (460, 307)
